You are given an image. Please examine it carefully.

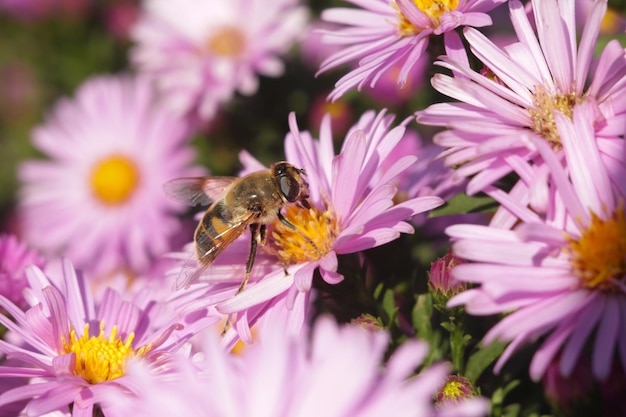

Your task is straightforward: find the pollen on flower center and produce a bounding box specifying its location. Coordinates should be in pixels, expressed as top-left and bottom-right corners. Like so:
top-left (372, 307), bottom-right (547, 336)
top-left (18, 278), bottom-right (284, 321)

top-left (529, 87), bottom-right (582, 147)
top-left (62, 322), bottom-right (150, 384)
top-left (90, 154), bottom-right (140, 205)
top-left (566, 204), bottom-right (626, 292)
top-left (265, 205), bottom-right (338, 266)
top-left (393, 0), bottom-right (459, 36)
top-left (206, 26), bottom-right (247, 57)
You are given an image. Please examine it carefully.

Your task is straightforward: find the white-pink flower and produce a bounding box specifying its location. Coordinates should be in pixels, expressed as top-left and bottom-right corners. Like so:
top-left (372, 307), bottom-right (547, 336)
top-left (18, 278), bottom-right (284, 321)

top-left (447, 104), bottom-right (626, 381)
top-left (317, 0), bottom-right (506, 100)
top-left (18, 74), bottom-right (203, 278)
top-left (168, 110), bottom-right (444, 345)
top-left (416, 0), bottom-right (626, 195)
top-left (0, 259), bottom-right (202, 416)
top-left (131, 0), bottom-right (308, 121)
top-left (106, 316), bottom-right (488, 417)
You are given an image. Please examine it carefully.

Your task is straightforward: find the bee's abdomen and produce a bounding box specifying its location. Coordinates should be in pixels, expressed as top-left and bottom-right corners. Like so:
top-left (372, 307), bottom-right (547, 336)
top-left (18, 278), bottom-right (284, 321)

top-left (195, 201), bottom-right (234, 262)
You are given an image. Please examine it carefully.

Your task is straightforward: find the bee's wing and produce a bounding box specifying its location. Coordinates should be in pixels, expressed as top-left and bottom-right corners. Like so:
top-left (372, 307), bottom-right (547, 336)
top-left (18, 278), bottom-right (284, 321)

top-left (176, 206), bottom-right (257, 289)
top-left (163, 177), bottom-right (237, 207)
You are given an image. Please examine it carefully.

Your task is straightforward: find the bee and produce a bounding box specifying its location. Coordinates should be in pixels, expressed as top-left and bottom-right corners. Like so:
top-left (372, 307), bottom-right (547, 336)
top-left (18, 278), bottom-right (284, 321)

top-left (164, 162), bottom-right (312, 293)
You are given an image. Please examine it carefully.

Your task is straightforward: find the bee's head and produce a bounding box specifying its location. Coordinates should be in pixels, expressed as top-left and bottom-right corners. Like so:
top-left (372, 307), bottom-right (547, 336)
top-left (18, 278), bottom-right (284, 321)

top-left (272, 162), bottom-right (310, 207)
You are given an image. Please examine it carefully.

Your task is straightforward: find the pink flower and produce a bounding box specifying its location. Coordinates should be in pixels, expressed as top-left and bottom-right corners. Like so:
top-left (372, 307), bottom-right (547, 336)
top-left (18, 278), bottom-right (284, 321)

top-left (0, 233), bottom-right (44, 308)
top-left (0, 259), bottom-right (201, 416)
top-left (107, 316), bottom-right (487, 417)
top-left (317, 0), bottom-right (506, 100)
top-left (19, 75), bottom-right (204, 278)
top-left (0, 0), bottom-right (88, 20)
top-left (131, 0), bottom-right (308, 121)
top-left (169, 110), bottom-right (444, 345)
top-left (446, 104), bottom-right (626, 381)
top-left (416, 0), bottom-right (626, 195)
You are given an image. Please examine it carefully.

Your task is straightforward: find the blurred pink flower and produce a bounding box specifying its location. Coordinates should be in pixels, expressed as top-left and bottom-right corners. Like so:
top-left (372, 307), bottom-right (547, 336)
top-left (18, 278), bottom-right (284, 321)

top-left (299, 20), bottom-right (344, 70)
top-left (0, 233), bottom-right (44, 308)
top-left (416, 0), bottom-right (626, 195)
top-left (104, 0), bottom-right (140, 41)
top-left (0, 0), bottom-right (88, 20)
top-left (308, 93), bottom-right (354, 138)
top-left (131, 0), bottom-right (308, 121)
top-left (169, 110), bottom-right (444, 345)
top-left (317, 0), bottom-right (506, 101)
top-left (0, 259), bottom-right (196, 417)
top-left (18, 75), bottom-right (204, 278)
top-left (361, 56), bottom-right (429, 106)
top-left (447, 104), bottom-right (626, 381)
top-left (108, 316), bottom-right (488, 417)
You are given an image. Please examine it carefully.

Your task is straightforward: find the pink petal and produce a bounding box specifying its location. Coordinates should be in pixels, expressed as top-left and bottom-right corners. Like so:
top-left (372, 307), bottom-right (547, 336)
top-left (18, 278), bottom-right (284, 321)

top-left (216, 270), bottom-right (293, 314)
top-left (534, 0), bottom-right (573, 91)
top-left (559, 292), bottom-right (602, 376)
top-left (592, 295), bottom-right (620, 380)
top-left (529, 318), bottom-right (574, 380)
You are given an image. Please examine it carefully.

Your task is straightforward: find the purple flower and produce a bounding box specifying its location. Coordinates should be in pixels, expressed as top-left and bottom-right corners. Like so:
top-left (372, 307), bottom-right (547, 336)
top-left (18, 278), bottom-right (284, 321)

top-left (416, 0), bottom-right (626, 195)
top-left (0, 233), bottom-right (44, 308)
top-left (317, 0), bottom-right (506, 100)
top-left (131, 0), bottom-right (308, 121)
top-left (0, 259), bottom-right (200, 416)
top-left (19, 75), bottom-right (203, 278)
top-left (446, 104), bottom-right (626, 381)
top-left (169, 110), bottom-right (444, 345)
top-left (107, 316), bottom-right (487, 417)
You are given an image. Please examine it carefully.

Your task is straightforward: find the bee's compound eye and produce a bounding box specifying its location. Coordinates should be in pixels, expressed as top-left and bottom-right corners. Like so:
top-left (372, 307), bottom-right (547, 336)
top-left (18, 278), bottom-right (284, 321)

top-left (279, 175), bottom-right (301, 202)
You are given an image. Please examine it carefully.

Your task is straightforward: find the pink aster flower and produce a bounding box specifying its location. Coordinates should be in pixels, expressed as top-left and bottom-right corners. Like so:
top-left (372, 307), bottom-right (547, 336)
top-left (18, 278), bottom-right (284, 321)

top-left (131, 0), bottom-right (308, 121)
top-left (0, 258), bottom-right (201, 417)
top-left (317, 0), bottom-right (506, 100)
top-left (416, 0), bottom-right (626, 195)
top-left (0, 233), bottom-right (44, 308)
top-left (107, 316), bottom-right (488, 417)
top-left (169, 110), bottom-right (444, 345)
top-left (18, 74), bottom-right (203, 278)
top-left (446, 104), bottom-right (626, 381)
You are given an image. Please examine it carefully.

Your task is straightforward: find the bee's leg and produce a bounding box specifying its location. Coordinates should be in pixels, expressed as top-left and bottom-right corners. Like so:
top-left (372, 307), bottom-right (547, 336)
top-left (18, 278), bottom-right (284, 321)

top-left (277, 211), bottom-right (322, 257)
top-left (221, 315), bottom-right (232, 335)
top-left (237, 223), bottom-right (261, 294)
top-left (259, 224), bottom-right (267, 245)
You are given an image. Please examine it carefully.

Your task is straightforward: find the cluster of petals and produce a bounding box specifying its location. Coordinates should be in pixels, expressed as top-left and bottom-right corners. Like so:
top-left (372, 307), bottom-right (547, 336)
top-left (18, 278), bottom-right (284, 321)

top-left (0, 233), bottom-right (44, 308)
top-left (446, 104), bottom-right (626, 381)
top-left (131, 0), bottom-right (308, 121)
top-left (18, 74), bottom-right (203, 278)
top-left (317, 0), bottom-right (506, 100)
top-left (169, 110), bottom-right (444, 346)
top-left (107, 315), bottom-right (488, 417)
top-left (0, 259), bottom-right (199, 417)
top-left (416, 0), bottom-right (626, 195)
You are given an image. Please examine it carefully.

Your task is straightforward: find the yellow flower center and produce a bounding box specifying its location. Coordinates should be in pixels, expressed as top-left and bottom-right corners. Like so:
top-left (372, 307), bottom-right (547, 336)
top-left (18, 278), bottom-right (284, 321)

top-left (90, 155), bottom-right (140, 205)
top-left (566, 204), bottom-right (626, 292)
top-left (441, 379), bottom-right (465, 400)
top-left (206, 26), bottom-right (246, 57)
top-left (265, 205), bottom-right (339, 266)
top-left (529, 87), bottom-right (582, 147)
top-left (393, 0), bottom-right (459, 36)
top-left (62, 322), bottom-right (150, 384)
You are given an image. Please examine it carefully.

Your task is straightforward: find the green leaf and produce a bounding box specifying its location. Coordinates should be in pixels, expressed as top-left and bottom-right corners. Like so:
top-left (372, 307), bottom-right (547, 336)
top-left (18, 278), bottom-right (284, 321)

top-left (465, 340), bottom-right (509, 382)
top-left (429, 192), bottom-right (498, 217)
top-left (412, 293), bottom-right (433, 338)
top-left (373, 283), bottom-right (399, 326)
top-left (490, 380), bottom-right (522, 417)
